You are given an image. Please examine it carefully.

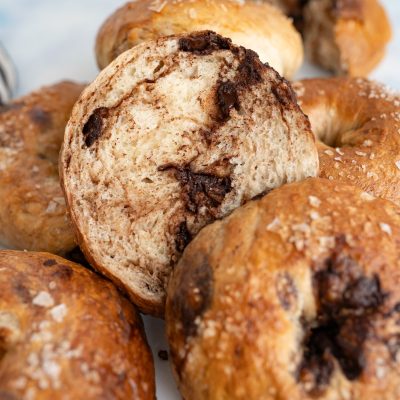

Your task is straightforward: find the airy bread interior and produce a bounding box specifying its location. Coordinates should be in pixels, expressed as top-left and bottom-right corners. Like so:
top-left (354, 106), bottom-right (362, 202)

top-left (61, 32), bottom-right (318, 314)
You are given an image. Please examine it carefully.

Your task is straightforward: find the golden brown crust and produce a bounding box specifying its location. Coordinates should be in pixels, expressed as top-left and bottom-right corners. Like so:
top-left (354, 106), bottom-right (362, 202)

top-left (0, 82), bottom-right (85, 254)
top-left (166, 178), bottom-right (400, 400)
top-left (95, 0), bottom-right (303, 78)
top-left (294, 77), bottom-right (400, 206)
top-left (303, 0), bottom-right (392, 76)
top-left (0, 250), bottom-right (155, 400)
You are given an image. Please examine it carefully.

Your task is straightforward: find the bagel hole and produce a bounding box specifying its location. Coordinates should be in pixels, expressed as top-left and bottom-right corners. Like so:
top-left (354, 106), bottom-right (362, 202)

top-left (309, 107), bottom-right (364, 148)
top-left (298, 240), bottom-right (384, 395)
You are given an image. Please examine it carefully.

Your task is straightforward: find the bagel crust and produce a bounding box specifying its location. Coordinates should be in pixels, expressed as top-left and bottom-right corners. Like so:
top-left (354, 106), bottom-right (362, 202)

top-left (303, 0), bottom-right (391, 76)
top-left (259, 0), bottom-right (391, 76)
top-left (61, 31), bottom-right (318, 315)
top-left (166, 178), bottom-right (400, 400)
top-left (0, 82), bottom-right (85, 254)
top-left (95, 0), bottom-right (303, 79)
top-left (0, 251), bottom-right (155, 400)
top-left (294, 77), bottom-right (400, 206)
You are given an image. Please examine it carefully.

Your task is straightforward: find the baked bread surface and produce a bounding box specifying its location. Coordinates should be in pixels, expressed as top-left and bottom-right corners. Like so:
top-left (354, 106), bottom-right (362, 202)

top-left (303, 0), bottom-right (392, 76)
top-left (166, 177), bottom-right (400, 400)
top-left (0, 82), bottom-right (84, 254)
top-left (259, 0), bottom-right (391, 76)
top-left (295, 77), bottom-right (400, 206)
top-left (0, 250), bottom-right (155, 400)
top-left (95, 0), bottom-right (303, 79)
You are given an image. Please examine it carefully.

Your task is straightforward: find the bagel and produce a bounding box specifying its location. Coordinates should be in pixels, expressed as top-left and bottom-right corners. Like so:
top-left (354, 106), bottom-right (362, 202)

top-left (95, 0), bottom-right (303, 79)
top-left (166, 178), bottom-right (400, 400)
top-left (257, 0), bottom-right (302, 18)
top-left (0, 82), bottom-right (84, 254)
top-left (259, 0), bottom-right (391, 76)
top-left (302, 0), bottom-right (391, 76)
top-left (294, 77), bottom-right (400, 206)
top-left (0, 250), bottom-right (155, 400)
top-left (61, 31), bottom-right (319, 315)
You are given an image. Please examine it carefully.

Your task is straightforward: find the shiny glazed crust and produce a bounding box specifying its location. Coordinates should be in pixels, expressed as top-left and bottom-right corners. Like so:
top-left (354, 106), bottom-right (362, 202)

top-left (0, 82), bottom-right (84, 254)
top-left (0, 250), bottom-right (155, 400)
top-left (294, 77), bottom-right (400, 206)
top-left (166, 178), bottom-right (400, 400)
top-left (95, 0), bottom-right (303, 79)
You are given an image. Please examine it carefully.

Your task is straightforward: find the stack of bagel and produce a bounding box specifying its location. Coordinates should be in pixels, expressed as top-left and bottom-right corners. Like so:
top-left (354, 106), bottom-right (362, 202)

top-left (0, 1), bottom-right (399, 399)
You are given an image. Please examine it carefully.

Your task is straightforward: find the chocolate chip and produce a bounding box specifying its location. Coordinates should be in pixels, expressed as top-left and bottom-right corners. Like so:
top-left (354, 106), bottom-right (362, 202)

top-left (272, 79), bottom-right (298, 108)
top-left (175, 167), bottom-right (232, 215)
top-left (159, 165), bottom-right (232, 216)
top-left (298, 324), bottom-right (335, 395)
top-left (179, 31), bottom-right (231, 55)
top-left (158, 350), bottom-right (169, 361)
top-left (82, 107), bottom-right (109, 147)
top-left (172, 255), bottom-right (214, 338)
top-left (29, 106), bottom-right (52, 128)
top-left (43, 259), bottom-right (57, 267)
top-left (175, 221), bottom-right (192, 253)
top-left (237, 50), bottom-right (262, 85)
top-left (217, 81), bottom-right (240, 121)
top-left (343, 276), bottom-right (383, 309)
top-left (298, 240), bottom-right (385, 393)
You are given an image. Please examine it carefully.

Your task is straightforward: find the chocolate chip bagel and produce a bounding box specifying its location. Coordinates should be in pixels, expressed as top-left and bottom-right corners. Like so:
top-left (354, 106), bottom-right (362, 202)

top-left (294, 77), bottom-right (400, 206)
top-left (166, 178), bottom-right (400, 400)
top-left (0, 251), bottom-right (155, 400)
top-left (0, 82), bottom-right (84, 254)
top-left (61, 31), bottom-right (318, 315)
top-left (95, 0), bottom-right (303, 79)
top-left (261, 0), bottom-right (391, 76)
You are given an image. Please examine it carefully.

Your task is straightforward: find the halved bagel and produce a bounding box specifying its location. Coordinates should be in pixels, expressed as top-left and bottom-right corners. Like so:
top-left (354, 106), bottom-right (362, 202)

top-left (61, 32), bottom-right (318, 315)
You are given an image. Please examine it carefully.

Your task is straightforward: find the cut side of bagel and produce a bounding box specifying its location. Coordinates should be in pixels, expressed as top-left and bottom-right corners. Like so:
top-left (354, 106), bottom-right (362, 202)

top-left (61, 31), bottom-right (318, 315)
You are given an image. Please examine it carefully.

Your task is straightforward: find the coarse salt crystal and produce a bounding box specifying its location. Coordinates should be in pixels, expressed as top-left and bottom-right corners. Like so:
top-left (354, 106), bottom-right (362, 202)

top-left (266, 217), bottom-right (280, 231)
top-left (32, 291), bottom-right (54, 308)
top-left (308, 196), bottom-right (321, 207)
top-left (379, 223), bottom-right (392, 236)
top-left (360, 192), bottom-right (374, 201)
top-left (50, 304), bottom-right (68, 323)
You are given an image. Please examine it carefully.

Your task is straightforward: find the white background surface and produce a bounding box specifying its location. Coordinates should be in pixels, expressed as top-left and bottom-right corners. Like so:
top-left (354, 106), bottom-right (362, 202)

top-left (0, 1), bottom-right (399, 399)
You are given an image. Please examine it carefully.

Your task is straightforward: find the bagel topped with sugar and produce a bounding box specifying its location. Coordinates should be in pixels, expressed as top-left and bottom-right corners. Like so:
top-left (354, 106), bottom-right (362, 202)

top-left (295, 77), bottom-right (400, 206)
top-left (95, 0), bottom-right (303, 79)
top-left (61, 31), bottom-right (318, 315)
